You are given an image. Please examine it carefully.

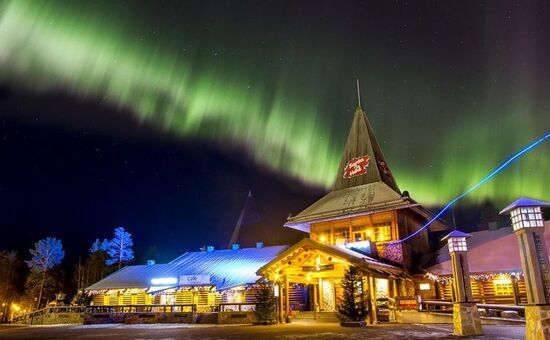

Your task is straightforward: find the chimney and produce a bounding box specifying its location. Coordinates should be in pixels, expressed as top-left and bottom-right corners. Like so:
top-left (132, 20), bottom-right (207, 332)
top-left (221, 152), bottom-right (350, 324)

top-left (146, 260), bottom-right (155, 266)
top-left (231, 244), bottom-right (240, 251)
top-left (256, 242), bottom-right (264, 249)
top-left (207, 245), bottom-right (215, 252)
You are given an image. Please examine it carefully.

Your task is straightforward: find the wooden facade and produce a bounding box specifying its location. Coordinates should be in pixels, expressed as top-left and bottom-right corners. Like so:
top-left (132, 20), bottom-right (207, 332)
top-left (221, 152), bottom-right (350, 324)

top-left (417, 275), bottom-right (528, 305)
top-left (90, 285), bottom-right (274, 310)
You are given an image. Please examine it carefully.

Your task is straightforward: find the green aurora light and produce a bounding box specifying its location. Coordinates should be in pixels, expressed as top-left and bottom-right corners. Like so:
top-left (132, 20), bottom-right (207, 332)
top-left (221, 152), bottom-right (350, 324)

top-left (0, 1), bottom-right (548, 205)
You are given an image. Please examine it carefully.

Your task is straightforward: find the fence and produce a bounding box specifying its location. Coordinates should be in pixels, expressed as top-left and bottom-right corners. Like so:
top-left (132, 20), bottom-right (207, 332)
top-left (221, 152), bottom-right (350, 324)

top-left (85, 304), bottom-right (197, 314)
top-left (421, 299), bottom-right (525, 318)
top-left (12, 306), bottom-right (85, 324)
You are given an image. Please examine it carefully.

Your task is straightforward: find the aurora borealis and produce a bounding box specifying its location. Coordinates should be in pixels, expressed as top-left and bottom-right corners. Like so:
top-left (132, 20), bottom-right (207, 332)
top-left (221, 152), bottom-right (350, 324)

top-left (1, 0), bottom-right (549, 205)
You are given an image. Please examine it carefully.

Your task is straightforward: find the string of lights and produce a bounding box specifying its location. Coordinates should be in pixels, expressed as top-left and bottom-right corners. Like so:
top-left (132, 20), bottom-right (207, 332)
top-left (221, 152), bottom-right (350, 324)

top-left (425, 271), bottom-right (523, 283)
top-left (391, 130), bottom-right (550, 244)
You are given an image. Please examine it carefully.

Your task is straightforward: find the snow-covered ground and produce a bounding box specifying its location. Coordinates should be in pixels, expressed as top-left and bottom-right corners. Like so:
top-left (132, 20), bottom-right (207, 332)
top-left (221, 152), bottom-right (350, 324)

top-left (0, 322), bottom-right (525, 339)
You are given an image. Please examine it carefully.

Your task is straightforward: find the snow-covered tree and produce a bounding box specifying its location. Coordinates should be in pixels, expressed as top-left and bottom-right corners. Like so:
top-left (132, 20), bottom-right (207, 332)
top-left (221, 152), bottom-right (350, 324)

top-left (337, 266), bottom-right (367, 322)
top-left (25, 237), bottom-right (64, 310)
top-left (254, 283), bottom-right (277, 324)
top-left (106, 227), bottom-right (134, 269)
top-left (90, 238), bottom-right (109, 253)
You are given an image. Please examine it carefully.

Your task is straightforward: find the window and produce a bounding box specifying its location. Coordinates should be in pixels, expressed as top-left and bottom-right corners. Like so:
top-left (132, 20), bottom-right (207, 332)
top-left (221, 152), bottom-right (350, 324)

top-left (352, 226), bottom-right (365, 241)
top-left (313, 226), bottom-right (331, 243)
top-left (374, 223), bottom-right (391, 242)
top-left (448, 237), bottom-right (467, 252)
top-left (511, 207), bottom-right (544, 231)
top-left (493, 278), bottom-right (513, 296)
top-left (333, 226), bottom-right (350, 245)
top-left (419, 283), bottom-right (431, 291)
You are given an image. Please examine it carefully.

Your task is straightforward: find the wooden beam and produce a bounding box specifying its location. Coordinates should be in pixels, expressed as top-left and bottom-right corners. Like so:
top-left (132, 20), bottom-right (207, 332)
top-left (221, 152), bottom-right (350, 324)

top-left (284, 276), bottom-right (290, 323)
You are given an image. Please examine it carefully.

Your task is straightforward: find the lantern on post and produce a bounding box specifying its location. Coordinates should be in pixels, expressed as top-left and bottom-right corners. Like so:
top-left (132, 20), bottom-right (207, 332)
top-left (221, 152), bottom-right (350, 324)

top-left (441, 230), bottom-right (483, 336)
top-left (500, 197), bottom-right (550, 339)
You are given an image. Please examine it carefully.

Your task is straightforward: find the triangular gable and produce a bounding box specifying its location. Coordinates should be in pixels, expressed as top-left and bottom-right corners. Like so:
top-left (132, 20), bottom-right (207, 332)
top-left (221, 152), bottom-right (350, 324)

top-left (333, 107), bottom-right (400, 193)
top-left (286, 182), bottom-right (407, 232)
top-left (257, 238), bottom-right (405, 278)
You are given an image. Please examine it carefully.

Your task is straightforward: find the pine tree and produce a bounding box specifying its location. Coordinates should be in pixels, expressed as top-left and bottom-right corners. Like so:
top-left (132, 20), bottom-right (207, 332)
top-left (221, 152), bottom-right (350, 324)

top-left (106, 227), bottom-right (134, 269)
top-left (337, 266), bottom-right (367, 322)
top-left (0, 250), bottom-right (19, 322)
top-left (86, 238), bottom-right (111, 285)
top-left (253, 283), bottom-right (277, 324)
top-left (25, 238), bottom-right (64, 310)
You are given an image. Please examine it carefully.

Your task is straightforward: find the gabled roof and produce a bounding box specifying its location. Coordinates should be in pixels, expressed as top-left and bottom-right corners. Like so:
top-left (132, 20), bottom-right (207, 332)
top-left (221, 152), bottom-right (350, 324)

top-left (257, 238), bottom-right (406, 277)
top-left (424, 221), bottom-right (550, 276)
top-left (285, 182), bottom-right (445, 233)
top-left (333, 107), bottom-right (400, 193)
top-left (85, 245), bottom-right (288, 291)
top-left (441, 230), bottom-right (471, 241)
top-left (499, 197), bottom-right (550, 215)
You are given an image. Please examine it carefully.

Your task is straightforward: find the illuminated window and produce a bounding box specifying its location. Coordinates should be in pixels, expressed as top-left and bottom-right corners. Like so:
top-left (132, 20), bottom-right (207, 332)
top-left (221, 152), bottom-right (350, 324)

top-left (419, 283), bottom-right (431, 291)
top-left (493, 278), bottom-right (513, 296)
top-left (448, 237), bottom-right (467, 252)
top-left (374, 223), bottom-right (391, 242)
top-left (375, 278), bottom-right (389, 299)
top-left (352, 226), bottom-right (365, 241)
top-left (510, 207), bottom-right (544, 231)
top-left (333, 226), bottom-right (350, 245)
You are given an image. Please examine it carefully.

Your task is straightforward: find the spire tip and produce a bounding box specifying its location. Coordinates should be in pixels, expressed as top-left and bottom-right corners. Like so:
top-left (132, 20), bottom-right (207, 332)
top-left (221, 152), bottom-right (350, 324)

top-left (356, 79), bottom-right (362, 109)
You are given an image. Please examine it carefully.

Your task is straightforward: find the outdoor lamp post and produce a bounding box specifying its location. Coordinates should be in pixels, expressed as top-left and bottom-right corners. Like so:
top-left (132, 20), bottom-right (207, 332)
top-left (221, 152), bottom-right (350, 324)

top-left (500, 197), bottom-right (550, 340)
top-left (441, 230), bottom-right (483, 336)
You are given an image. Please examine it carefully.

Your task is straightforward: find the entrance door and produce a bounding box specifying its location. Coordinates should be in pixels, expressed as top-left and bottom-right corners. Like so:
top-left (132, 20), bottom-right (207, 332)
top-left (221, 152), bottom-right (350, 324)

top-left (320, 278), bottom-right (335, 311)
top-left (375, 278), bottom-right (390, 322)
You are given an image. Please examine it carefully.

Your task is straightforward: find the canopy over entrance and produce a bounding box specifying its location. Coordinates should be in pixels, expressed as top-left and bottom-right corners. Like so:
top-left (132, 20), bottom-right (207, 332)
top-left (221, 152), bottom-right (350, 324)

top-left (257, 238), bottom-right (406, 283)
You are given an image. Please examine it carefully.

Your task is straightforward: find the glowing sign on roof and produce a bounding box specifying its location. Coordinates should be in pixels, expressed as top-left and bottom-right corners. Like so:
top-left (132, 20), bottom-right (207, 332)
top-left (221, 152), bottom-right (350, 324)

top-left (150, 277), bottom-right (177, 285)
top-left (179, 275), bottom-right (211, 285)
top-left (343, 155), bottom-right (371, 179)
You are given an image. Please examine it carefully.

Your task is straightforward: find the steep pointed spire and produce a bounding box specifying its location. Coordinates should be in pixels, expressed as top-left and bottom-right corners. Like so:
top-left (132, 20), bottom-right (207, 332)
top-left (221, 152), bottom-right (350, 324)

top-left (356, 79), bottom-right (362, 109)
top-left (332, 106), bottom-right (400, 193)
top-left (227, 190), bottom-right (262, 248)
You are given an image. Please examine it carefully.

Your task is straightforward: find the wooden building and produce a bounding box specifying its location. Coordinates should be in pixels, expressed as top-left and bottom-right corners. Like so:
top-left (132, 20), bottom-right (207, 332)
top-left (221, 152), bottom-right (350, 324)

top-left (259, 104), bottom-right (446, 322)
top-left (84, 244), bottom-right (289, 312)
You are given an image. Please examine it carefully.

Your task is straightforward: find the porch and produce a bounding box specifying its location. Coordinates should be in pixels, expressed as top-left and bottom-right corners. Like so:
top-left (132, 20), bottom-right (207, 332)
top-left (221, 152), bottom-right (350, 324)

top-left (257, 238), bottom-right (412, 323)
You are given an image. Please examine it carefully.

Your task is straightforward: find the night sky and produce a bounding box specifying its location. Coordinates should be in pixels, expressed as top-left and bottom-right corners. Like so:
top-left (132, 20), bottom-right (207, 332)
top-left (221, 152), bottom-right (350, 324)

top-left (1, 1), bottom-right (549, 263)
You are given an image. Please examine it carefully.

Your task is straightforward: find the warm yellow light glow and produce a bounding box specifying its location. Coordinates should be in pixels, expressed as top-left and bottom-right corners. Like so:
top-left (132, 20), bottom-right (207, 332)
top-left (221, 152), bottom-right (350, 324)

top-left (274, 273), bottom-right (280, 280)
top-left (375, 278), bottom-right (389, 299)
top-left (419, 283), bottom-right (431, 291)
top-left (494, 278), bottom-right (512, 285)
top-left (315, 256), bottom-right (321, 271)
top-left (319, 235), bottom-right (327, 243)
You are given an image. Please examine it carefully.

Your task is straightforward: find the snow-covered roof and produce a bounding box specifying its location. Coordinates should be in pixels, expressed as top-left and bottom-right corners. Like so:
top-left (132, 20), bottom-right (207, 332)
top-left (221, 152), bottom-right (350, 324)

top-left (499, 197), bottom-right (550, 215)
top-left (424, 221), bottom-right (550, 276)
top-left (85, 245), bottom-right (288, 291)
